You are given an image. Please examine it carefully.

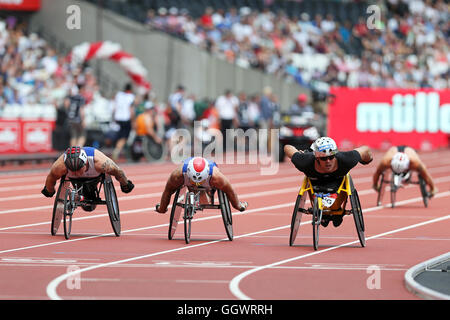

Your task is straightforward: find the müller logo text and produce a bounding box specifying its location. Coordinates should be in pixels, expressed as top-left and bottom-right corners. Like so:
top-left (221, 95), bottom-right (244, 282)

top-left (356, 92), bottom-right (450, 133)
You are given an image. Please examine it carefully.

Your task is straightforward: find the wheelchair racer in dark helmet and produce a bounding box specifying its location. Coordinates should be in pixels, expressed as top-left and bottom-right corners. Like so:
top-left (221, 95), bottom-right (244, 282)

top-left (155, 156), bottom-right (248, 214)
top-left (41, 146), bottom-right (135, 210)
top-left (284, 137), bottom-right (373, 227)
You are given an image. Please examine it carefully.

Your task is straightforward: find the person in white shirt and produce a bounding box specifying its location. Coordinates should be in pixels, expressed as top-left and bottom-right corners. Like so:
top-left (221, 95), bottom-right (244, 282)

top-left (215, 89), bottom-right (239, 149)
top-left (112, 83), bottom-right (135, 161)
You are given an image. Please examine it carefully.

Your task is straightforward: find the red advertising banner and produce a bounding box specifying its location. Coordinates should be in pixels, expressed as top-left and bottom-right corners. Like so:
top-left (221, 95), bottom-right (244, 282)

top-left (327, 88), bottom-right (450, 151)
top-left (0, 0), bottom-right (40, 11)
top-left (0, 120), bottom-right (54, 153)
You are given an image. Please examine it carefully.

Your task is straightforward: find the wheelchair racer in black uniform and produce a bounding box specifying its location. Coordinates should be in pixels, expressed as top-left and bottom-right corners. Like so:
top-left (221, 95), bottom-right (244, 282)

top-left (284, 137), bottom-right (373, 227)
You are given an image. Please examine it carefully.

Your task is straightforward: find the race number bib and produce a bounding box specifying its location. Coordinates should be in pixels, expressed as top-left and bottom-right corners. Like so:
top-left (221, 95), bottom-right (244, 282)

top-left (318, 193), bottom-right (338, 208)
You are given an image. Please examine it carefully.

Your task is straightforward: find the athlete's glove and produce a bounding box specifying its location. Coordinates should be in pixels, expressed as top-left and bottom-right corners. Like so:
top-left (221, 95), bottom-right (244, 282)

top-left (120, 180), bottom-right (135, 193)
top-left (41, 186), bottom-right (55, 198)
top-left (155, 203), bottom-right (167, 214)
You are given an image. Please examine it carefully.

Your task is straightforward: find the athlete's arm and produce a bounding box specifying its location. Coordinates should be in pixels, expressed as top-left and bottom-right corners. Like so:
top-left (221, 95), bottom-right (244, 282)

top-left (94, 149), bottom-right (134, 192)
top-left (284, 145), bottom-right (303, 160)
top-left (156, 166), bottom-right (184, 213)
top-left (43, 155), bottom-right (68, 196)
top-left (354, 145), bottom-right (373, 165)
top-left (413, 160), bottom-right (437, 196)
top-left (210, 167), bottom-right (247, 211)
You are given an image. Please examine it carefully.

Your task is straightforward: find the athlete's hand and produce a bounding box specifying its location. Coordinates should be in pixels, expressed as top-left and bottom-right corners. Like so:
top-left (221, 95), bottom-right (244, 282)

top-left (120, 180), bottom-right (134, 193)
top-left (155, 203), bottom-right (167, 214)
top-left (239, 201), bottom-right (248, 212)
top-left (372, 184), bottom-right (379, 192)
top-left (41, 186), bottom-right (55, 198)
top-left (430, 187), bottom-right (438, 198)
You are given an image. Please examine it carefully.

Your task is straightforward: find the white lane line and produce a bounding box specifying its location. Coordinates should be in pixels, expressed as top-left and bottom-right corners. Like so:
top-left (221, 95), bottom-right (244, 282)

top-left (0, 201), bottom-right (294, 254)
top-left (228, 213), bottom-right (450, 300)
top-left (45, 191), bottom-right (450, 300)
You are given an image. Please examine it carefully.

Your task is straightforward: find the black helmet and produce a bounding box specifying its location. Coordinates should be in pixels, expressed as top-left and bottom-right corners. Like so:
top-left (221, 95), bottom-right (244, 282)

top-left (64, 146), bottom-right (87, 171)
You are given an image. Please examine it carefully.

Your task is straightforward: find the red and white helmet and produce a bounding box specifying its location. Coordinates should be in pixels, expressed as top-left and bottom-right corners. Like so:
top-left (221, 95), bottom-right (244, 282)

top-left (311, 137), bottom-right (338, 157)
top-left (391, 152), bottom-right (410, 174)
top-left (186, 157), bottom-right (210, 184)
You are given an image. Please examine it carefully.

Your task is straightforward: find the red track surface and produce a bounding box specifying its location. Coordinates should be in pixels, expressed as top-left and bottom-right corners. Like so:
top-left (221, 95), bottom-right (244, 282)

top-left (0, 150), bottom-right (449, 300)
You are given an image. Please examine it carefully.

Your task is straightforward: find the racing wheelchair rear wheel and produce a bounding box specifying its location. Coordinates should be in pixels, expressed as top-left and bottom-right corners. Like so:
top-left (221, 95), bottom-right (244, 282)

top-left (104, 175), bottom-right (121, 236)
top-left (51, 176), bottom-right (68, 236)
top-left (418, 175), bottom-right (429, 208)
top-left (218, 190), bottom-right (233, 241)
top-left (349, 176), bottom-right (365, 247)
top-left (289, 193), bottom-right (306, 246)
top-left (168, 188), bottom-right (184, 240)
top-left (376, 173), bottom-right (385, 206)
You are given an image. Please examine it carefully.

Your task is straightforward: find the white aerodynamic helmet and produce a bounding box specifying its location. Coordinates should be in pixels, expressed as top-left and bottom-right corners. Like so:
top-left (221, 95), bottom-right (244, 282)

top-left (186, 157), bottom-right (210, 184)
top-left (391, 152), bottom-right (410, 174)
top-left (311, 137), bottom-right (338, 157)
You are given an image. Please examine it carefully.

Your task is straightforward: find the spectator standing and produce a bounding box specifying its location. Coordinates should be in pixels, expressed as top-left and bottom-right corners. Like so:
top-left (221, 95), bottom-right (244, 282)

top-left (259, 86), bottom-right (274, 150)
top-left (215, 89), bottom-right (239, 149)
top-left (237, 91), bottom-right (253, 131)
top-left (289, 93), bottom-right (314, 115)
top-left (112, 83), bottom-right (135, 161)
top-left (67, 84), bottom-right (87, 147)
top-left (168, 84), bottom-right (185, 123)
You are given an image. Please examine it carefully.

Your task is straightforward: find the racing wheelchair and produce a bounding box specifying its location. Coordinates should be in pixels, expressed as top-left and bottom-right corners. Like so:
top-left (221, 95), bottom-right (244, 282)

top-left (51, 174), bottom-right (120, 239)
top-left (376, 171), bottom-right (430, 208)
top-left (167, 186), bottom-right (233, 244)
top-left (289, 174), bottom-right (365, 250)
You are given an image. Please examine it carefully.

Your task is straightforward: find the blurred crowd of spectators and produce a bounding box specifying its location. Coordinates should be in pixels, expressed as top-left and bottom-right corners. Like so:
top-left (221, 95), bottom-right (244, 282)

top-left (145, 0), bottom-right (449, 89)
top-left (0, 17), bottom-right (100, 112)
top-left (1, 0), bottom-right (449, 159)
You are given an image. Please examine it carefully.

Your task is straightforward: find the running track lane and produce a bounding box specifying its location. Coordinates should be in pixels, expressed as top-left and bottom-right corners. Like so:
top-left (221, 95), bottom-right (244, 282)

top-left (0, 150), bottom-right (448, 299)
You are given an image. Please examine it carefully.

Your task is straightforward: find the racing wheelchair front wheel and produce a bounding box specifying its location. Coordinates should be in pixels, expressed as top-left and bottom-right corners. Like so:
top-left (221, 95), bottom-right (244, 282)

top-left (104, 175), bottom-right (121, 236)
top-left (218, 190), bottom-right (233, 241)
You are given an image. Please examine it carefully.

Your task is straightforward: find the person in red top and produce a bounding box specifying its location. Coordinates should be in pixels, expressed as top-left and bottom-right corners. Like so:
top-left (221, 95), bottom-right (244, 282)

top-left (200, 7), bottom-right (214, 29)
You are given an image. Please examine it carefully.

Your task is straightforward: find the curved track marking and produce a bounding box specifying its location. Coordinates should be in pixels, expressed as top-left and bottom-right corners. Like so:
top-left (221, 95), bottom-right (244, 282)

top-left (229, 213), bottom-right (450, 300)
top-left (45, 191), bottom-right (450, 300)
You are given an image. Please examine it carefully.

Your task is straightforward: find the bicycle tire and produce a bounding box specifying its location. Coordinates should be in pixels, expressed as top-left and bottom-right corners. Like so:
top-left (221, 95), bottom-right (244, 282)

top-left (63, 188), bottom-right (73, 240)
top-left (218, 190), bottom-right (233, 241)
top-left (51, 176), bottom-right (67, 236)
top-left (289, 194), bottom-right (306, 246)
top-left (419, 175), bottom-right (429, 208)
top-left (104, 175), bottom-right (121, 236)
top-left (312, 197), bottom-right (321, 251)
top-left (168, 188), bottom-right (183, 240)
